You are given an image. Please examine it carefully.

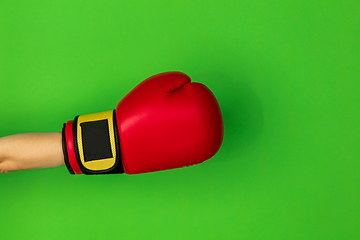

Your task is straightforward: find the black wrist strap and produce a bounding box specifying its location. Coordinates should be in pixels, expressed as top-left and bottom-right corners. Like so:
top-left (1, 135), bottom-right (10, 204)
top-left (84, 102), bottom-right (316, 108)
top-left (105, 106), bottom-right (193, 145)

top-left (71, 110), bottom-right (124, 175)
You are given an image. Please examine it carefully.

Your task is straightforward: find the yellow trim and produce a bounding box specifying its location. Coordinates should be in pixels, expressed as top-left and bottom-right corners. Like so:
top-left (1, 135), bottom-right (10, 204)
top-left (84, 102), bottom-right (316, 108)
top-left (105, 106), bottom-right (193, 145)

top-left (77, 110), bottom-right (116, 171)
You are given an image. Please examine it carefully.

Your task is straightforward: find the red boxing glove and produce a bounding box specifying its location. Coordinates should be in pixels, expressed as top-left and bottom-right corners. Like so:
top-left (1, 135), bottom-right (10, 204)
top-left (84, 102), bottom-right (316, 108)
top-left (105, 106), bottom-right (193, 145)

top-left (62, 72), bottom-right (223, 175)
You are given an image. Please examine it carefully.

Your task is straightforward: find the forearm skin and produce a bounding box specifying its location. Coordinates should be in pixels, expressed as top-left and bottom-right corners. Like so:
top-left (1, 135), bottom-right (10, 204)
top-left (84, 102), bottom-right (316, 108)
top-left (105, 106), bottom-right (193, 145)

top-left (0, 133), bottom-right (65, 173)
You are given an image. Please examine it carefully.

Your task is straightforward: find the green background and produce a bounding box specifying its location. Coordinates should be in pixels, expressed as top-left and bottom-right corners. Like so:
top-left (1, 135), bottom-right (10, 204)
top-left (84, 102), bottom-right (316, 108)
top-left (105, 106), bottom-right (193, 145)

top-left (1, 1), bottom-right (359, 239)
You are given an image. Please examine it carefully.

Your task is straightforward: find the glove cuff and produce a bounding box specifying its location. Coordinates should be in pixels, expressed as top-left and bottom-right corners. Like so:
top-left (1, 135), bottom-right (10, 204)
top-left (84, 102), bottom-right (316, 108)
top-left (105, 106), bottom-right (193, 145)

top-left (62, 110), bottom-right (124, 175)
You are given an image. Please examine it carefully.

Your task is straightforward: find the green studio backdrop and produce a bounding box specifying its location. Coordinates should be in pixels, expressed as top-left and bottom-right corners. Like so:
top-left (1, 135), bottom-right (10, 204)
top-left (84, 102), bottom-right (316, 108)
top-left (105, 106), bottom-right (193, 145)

top-left (0, 1), bottom-right (359, 239)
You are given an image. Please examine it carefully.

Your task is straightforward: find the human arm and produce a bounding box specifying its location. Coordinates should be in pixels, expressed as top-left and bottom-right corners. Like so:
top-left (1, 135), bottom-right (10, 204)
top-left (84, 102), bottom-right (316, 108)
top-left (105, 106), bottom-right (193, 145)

top-left (0, 132), bottom-right (65, 173)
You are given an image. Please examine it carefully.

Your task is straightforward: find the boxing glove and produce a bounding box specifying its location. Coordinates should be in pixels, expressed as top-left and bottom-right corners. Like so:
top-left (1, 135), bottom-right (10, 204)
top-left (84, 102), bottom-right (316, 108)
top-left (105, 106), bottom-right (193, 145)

top-left (62, 71), bottom-right (223, 175)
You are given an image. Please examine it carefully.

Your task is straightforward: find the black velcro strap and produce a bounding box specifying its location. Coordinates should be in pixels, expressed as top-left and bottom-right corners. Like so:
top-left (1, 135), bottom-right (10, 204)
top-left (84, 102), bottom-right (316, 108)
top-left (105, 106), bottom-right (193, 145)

top-left (81, 119), bottom-right (113, 162)
top-left (73, 110), bottom-right (124, 175)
